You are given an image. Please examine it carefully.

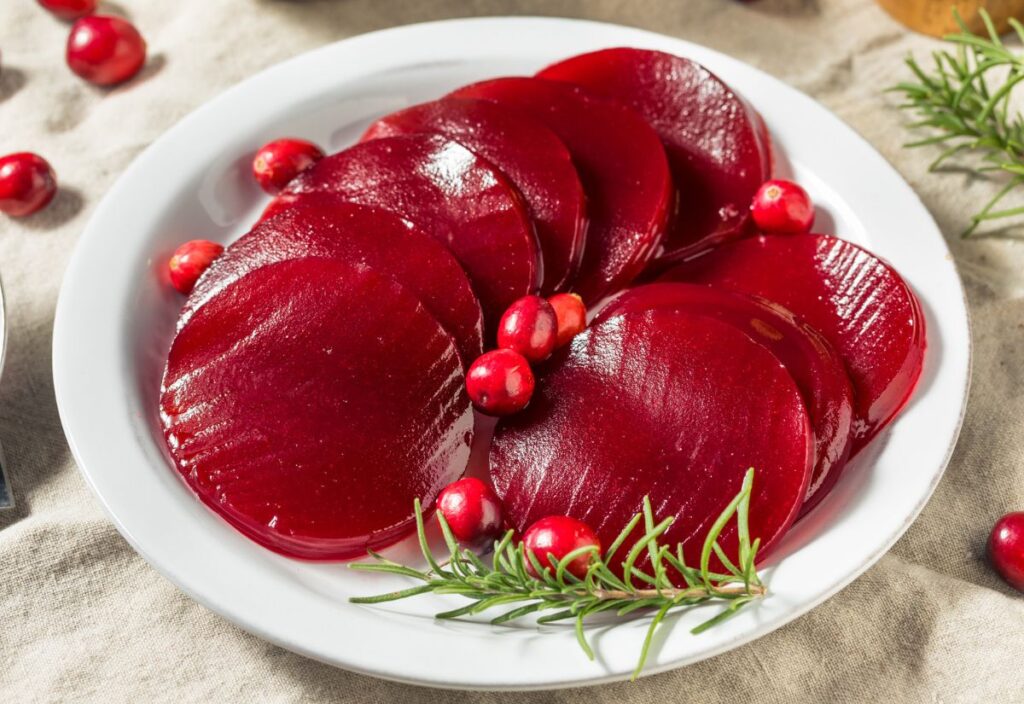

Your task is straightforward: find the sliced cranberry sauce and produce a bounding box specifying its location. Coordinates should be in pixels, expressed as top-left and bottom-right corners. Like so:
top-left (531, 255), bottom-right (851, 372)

top-left (597, 283), bottom-right (854, 514)
top-left (539, 48), bottom-right (771, 265)
top-left (662, 234), bottom-right (926, 452)
top-left (490, 310), bottom-right (813, 574)
top-left (161, 257), bottom-right (473, 560)
top-left (362, 98), bottom-right (586, 295)
top-left (449, 77), bottom-right (672, 303)
top-left (183, 195), bottom-right (484, 366)
top-left (278, 134), bottom-right (538, 331)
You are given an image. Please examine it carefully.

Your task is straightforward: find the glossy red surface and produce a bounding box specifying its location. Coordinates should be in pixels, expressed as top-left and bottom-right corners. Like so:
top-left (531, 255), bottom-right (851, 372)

top-left (597, 283), bottom-right (853, 514)
top-left (449, 77), bottom-right (672, 303)
top-left (662, 234), bottom-right (926, 452)
top-left (465, 349), bottom-right (535, 417)
top-left (989, 512), bottom-right (1024, 591)
top-left (161, 257), bottom-right (473, 560)
top-left (523, 516), bottom-right (600, 579)
top-left (252, 138), bottom-right (324, 195)
top-left (362, 98), bottom-right (586, 294)
top-left (66, 15), bottom-right (146, 86)
top-left (0, 152), bottom-right (57, 217)
top-left (37, 0), bottom-right (96, 20)
top-left (490, 311), bottom-right (813, 574)
top-left (497, 295), bottom-right (557, 362)
top-left (279, 134), bottom-right (537, 331)
top-left (538, 48), bottom-right (770, 264)
top-left (751, 179), bottom-right (814, 235)
top-left (168, 239), bottom-right (224, 295)
top-left (751, 101), bottom-right (774, 176)
top-left (182, 195), bottom-right (484, 367)
top-left (436, 477), bottom-right (504, 545)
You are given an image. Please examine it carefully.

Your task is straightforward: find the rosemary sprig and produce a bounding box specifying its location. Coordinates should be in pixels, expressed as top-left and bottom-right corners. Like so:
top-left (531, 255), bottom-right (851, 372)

top-left (350, 468), bottom-right (765, 680)
top-left (889, 10), bottom-right (1024, 237)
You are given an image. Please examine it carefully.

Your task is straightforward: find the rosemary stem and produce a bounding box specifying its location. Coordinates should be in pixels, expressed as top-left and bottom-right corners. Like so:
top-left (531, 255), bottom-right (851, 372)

top-left (892, 8), bottom-right (1024, 236)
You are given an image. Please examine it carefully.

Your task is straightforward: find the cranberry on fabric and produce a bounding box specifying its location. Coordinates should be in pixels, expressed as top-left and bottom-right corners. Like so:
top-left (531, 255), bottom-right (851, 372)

top-left (989, 512), bottom-right (1024, 591)
top-left (66, 15), bottom-right (147, 86)
top-left (38, 0), bottom-right (96, 20)
top-left (0, 153), bottom-right (58, 217)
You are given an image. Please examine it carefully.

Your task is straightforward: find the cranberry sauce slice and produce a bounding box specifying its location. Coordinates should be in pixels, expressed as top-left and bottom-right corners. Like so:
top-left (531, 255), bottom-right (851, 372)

top-left (182, 195), bottom-right (484, 367)
top-left (538, 48), bottom-right (771, 265)
top-left (161, 257), bottom-right (473, 560)
top-left (362, 98), bottom-right (586, 295)
top-left (490, 310), bottom-right (812, 574)
top-left (449, 77), bottom-right (672, 303)
top-left (597, 283), bottom-right (853, 514)
top-left (662, 234), bottom-right (926, 453)
top-left (278, 134), bottom-right (538, 331)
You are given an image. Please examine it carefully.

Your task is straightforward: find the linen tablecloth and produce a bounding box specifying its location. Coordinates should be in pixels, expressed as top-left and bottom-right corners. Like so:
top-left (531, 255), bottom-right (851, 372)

top-left (2, 0), bottom-right (1023, 701)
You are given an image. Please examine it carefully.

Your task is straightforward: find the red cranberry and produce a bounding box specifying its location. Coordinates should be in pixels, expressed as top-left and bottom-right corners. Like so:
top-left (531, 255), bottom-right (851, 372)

top-left (465, 349), bottom-right (534, 416)
top-left (751, 179), bottom-right (814, 235)
top-left (548, 293), bottom-right (587, 348)
top-left (989, 512), bottom-right (1024, 591)
top-left (38, 0), bottom-right (96, 20)
top-left (252, 139), bottom-right (325, 195)
top-left (436, 477), bottom-right (503, 544)
top-left (497, 295), bottom-right (558, 362)
top-left (168, 240), bottom-right (224, 294)
top-left (66, 15), bottom-right (146, 86)
top-left (523, 515), bottom-right (601, 579)
top-left (0, 153), bottom-right (58, 218)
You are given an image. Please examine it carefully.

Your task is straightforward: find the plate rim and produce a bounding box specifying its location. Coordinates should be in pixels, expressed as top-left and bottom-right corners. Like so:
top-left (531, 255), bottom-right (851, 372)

top-left (52, 15), bottom-right (972, 690)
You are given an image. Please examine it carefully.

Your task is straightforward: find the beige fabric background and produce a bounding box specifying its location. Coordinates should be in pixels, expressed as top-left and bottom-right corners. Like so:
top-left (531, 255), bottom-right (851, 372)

top-left (1, 0), bottom-right (1023, 701)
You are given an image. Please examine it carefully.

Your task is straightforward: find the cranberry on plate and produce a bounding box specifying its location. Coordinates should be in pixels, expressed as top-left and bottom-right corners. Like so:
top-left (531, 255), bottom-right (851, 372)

top-left (547, 293), bottom-right (586, 348)
top-left (497, 295), bottom-right (558, 362)
top-left (523, 515), bottom-right (601, 580)
top-left (989, 512), bottom-right (1024, 591)
top-left (38, 0), bottom-right (96, 20)
top-left (465, 349), bottom-right (534, 416)
top-left (66, 15), bottom-right (147, 86)
top-left (252, 138), bottom-right (325, 195)
top-left (751, 179), bottom-right (815, 235)
top-left (436, 477), bottom-right (504, 544)
top-left (168, 240), bottom-right (224, 294)
top-left (0, 153), bottom-right (58, 217)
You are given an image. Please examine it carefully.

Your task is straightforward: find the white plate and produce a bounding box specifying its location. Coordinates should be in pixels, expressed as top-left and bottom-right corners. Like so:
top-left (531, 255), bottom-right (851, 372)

top-left (53, 17), bottom-right (971, 690)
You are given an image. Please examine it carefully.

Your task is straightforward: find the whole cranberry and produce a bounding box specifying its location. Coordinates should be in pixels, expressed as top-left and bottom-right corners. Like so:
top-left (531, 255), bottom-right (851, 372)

top-left (38, 0), bottom-right (96, 20)
top-left (751, 179), bottom-right (814, 235)
top-left (497, 295), bottom-right (558, 362)
top-left (66, 15), bottom-right (146, 86)
top-left (0, 153), bottom-right (58, 217)
top-left (252, 139), bottom-right (325, 194)
top-left (989, 512), bottom-right (1024, 591)
top-left (547, 293), bottom-right (587, 348)
top-left (436, 477), bottom-right (503, 544)
top-left (465, 349), bottom-right (534, 416)
top-left (523, 515), bottom-right (601, 580)
top-left (168, 239), bottom-right (224, 294)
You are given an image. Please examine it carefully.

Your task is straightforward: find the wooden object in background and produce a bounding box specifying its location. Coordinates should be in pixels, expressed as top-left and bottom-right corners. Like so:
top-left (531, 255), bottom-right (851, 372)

top-left (876, 0), bottom-right (1024, 36)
